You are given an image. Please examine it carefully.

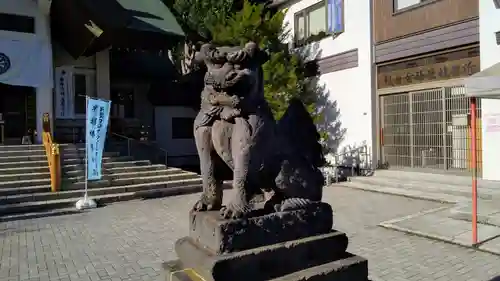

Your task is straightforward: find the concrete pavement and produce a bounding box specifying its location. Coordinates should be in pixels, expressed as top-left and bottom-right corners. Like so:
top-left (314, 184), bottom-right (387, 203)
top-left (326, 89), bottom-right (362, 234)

top-left (339, 170), bottom-right (500, 256)
top-left (1, 186), bottom-right (500, 281)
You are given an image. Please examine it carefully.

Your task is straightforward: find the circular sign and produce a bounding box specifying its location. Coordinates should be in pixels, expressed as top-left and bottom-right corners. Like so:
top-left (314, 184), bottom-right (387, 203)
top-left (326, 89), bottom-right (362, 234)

top-left (0, 52), bottom-right (11, 75)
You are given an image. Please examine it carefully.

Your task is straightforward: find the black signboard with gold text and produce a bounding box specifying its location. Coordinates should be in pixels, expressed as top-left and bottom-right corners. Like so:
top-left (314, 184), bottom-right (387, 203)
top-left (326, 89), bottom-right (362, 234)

top-left (377, 47), bottom-right (480, 89)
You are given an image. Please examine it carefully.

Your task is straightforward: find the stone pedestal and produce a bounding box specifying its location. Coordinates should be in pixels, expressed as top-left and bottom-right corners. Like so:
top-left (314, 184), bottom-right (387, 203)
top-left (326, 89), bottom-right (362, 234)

top-left (163, 202), bottom-right (369, 281)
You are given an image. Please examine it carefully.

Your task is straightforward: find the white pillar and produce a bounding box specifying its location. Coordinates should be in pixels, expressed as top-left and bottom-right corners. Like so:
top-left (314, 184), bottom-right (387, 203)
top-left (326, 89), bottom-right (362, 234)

top-left (96, 49), bottom-right (111, 100)
top-left (35, 11), bottom-right (54, 144)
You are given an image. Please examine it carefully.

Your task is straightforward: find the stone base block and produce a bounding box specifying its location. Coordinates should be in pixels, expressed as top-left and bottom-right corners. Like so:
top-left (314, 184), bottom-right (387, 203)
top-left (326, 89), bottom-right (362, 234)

top-left (175, 230), bottom-right (349, 281)
top-left (270, 254), bottom-right (368, 281)
top-left (189, 201), bottom-right (333, 254)
top-left (163, 253), bottom-right (368, 281)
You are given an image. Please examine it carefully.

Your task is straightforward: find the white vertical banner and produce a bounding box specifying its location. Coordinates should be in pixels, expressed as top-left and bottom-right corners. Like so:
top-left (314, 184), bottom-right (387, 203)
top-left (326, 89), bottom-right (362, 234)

top-left (54, 67), bottom-right (74, 118)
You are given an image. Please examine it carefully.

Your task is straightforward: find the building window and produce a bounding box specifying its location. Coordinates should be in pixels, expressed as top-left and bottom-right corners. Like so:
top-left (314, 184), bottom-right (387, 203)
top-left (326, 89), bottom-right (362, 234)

top-left (73, 70), bottom-right (96, 115)
top-left (393, 0), bottom-right (433, 12)
top-left (0, 13), bottom-right (35, 33)
top-left (294, 0), bottom-right (344, 47)
top-left (171, 117), bottom-right (194, 139)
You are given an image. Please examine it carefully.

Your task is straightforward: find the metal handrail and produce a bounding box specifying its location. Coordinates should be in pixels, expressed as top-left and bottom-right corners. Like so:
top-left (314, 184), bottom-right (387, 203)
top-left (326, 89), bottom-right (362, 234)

top-left (110, 132), bottom-right (168, 166)
top-left (333, 145), bottom-right (369, 159)
top-left (323, 144), bottom-right (373, 184)
top-left (42, 113), bottom-right (61, 192)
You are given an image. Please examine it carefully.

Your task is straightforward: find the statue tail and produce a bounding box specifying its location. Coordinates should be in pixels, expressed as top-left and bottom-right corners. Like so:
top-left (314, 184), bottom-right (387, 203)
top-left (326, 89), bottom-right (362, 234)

top-left (276, 98), bottom-right (325, 168)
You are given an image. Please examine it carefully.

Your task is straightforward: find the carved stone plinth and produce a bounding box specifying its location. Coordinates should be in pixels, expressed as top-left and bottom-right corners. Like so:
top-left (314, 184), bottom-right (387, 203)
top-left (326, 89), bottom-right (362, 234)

top-left (189, 202), bottom-right (334, 254)
top-left (163, 203), bottom-right (369, 281)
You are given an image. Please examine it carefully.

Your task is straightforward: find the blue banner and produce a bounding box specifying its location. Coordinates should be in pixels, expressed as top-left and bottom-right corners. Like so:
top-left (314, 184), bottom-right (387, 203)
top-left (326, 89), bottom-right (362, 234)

top-left (86, 97), bottom-right (111, 181)
top-left (327, 0), bottom-right (344, 34)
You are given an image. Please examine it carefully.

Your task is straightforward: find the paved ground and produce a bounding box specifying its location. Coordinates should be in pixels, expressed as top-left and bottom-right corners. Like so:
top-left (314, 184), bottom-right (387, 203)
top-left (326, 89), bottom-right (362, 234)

top-left (341, 170), bottom-right (500, 256)
top-left (379, 204), bottom-right (500, 255)
top-left (1, 186), bottom-right (500, 281)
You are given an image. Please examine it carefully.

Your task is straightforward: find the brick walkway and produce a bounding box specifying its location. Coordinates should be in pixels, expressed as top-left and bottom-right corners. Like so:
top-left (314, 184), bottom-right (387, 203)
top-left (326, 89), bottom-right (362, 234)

top-left (1, 186), bottom-right (500, 281)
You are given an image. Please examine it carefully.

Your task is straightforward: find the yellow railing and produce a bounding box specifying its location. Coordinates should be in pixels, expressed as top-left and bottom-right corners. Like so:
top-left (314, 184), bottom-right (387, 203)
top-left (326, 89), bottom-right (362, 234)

top-left (42, 113), bottom-right (61, 192)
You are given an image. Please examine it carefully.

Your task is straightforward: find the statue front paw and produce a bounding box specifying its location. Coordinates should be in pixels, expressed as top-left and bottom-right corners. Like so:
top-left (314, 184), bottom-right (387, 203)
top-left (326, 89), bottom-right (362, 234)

top-left (192, 194), bottom-right (222, 212)
top-left (220, 196), bottom-right (252, 219)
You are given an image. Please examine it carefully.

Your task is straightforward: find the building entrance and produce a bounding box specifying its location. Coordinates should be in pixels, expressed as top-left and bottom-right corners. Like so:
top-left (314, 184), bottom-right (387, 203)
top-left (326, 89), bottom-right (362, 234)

top-left (0, 83), bottom-right (36, 144)
top-left (380, 85), bottom-right (482, 174)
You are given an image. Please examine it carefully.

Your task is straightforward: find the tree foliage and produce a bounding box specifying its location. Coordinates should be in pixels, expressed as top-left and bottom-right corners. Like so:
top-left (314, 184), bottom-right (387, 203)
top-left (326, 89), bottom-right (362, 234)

top-left (172, 0), bottom-right (234, 40)
top-left (172, 0), bottom-right (345, 153)
top-left (210, 2), bottom-right (317, 120)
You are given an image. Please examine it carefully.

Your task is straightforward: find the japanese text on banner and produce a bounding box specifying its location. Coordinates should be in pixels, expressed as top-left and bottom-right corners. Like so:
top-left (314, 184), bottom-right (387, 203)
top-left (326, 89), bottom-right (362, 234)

top-left (86, 98), bottom-right (111, 181)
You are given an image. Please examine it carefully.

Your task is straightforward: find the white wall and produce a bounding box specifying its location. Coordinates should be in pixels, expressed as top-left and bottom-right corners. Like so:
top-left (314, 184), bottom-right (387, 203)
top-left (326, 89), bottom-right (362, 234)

top-left (282, 0), bottom-right (375, 164)
top-left (154, 106), bottom-right (198, 165)
top-left (479, 0), bottom-right (500, 181)
top-left (0, 0), bottom-right (53, 143)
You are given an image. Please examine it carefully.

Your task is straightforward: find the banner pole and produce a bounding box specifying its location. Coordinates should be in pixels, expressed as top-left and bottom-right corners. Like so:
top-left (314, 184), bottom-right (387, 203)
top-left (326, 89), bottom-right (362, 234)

top-left (470, 97), bottom-right (478, 245)
top-left (76, 95), bottom-right (96, 210)
top-left (84, 95), bottom-right (89, 201)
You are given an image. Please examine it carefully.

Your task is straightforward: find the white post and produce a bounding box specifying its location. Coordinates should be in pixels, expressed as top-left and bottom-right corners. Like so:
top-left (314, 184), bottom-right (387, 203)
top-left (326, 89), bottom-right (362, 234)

top-left (84, 96), bottom-right (89, 200)
top-left (76, 95), bottom-right (96, 210)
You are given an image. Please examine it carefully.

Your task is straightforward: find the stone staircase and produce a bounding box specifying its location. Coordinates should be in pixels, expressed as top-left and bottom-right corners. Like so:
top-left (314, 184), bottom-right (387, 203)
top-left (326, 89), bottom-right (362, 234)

top-left (337, 169), bottom-right (500, 204)
top-left (0, 143), bottom-right (203, 218)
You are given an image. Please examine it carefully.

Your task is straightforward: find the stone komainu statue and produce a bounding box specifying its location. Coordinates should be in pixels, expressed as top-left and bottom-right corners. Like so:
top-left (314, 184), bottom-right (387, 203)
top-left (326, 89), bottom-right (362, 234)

top-left (192, 41), bottom-right (325, 219)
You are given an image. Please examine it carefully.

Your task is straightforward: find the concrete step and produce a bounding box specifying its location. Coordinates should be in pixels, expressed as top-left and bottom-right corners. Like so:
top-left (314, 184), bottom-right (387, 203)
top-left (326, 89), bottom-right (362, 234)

top-left (62, 160), bottom-right (151, 172)
top-left (0, 178), bottom-right (51, 189)
top-left (0, 157), bottom-right (137, 169)
top-left (336, 180), bottom-right (466, 204)
top-left (60, 172), bottom-right (200, 190)
top-left (0, 160), bottom-right (48, 169)
top-left (351, 176), bottom-right (497, 201)
top-left (0, 145), bottom-right (44, 152)
top-left (0, 183), bottom-right (209, 217)
top-left (63, 164), bottom-right (168, 177)
top-left (0, 177), bottom-right (203, 205)
top-left (0, 171), bottom-right (50, 182)
top-left (0, 168), bottom-right (198, 195)
top-left (61, 151), bottom-right (121, 159)
top-left (447, 202), bottom-right (500, 227)
top-left (0, 185), bottom-right (50, 196)
top-left (0, 166), bottom-right (50, 175)
top-left (0, 169), bottom-right (198, 196)
top-left (59, 143), bottom-right (85, 148)
top-left (0, 207), bottom-right (83, 223)
top-left (0, 154), bottom-right (47, 163)
top-left (0, 149), bottom-right (46, 157)
top-left (61, 156), bottom-right (134, 165)
top-left (372, 170), bottom-right (500, 189)
top-left (65, 167), bottom-right (187, 181)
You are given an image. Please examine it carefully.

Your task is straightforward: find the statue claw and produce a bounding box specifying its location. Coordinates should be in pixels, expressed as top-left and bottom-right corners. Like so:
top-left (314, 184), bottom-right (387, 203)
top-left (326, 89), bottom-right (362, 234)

top-left (220, 202), bottom-right (251, 219)
top-left (192, 195), bottom-right (222, 212)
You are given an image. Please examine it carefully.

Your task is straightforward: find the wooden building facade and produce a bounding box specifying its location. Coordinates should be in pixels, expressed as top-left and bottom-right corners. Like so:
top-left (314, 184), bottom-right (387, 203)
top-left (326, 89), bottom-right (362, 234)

top-left (373, 0), bottom-right (481, 174)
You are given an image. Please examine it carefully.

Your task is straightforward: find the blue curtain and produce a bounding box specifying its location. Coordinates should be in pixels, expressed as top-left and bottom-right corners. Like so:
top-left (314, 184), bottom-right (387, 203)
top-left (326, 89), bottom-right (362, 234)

top-left (327, 0), bottom-right (343, 34)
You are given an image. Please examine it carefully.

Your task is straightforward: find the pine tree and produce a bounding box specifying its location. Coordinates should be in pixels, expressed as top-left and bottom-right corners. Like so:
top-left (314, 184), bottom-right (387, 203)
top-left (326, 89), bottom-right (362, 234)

top-left (210, 2), bottom-right (312, 119)
top-left (210, 1), bottom-right (345, 152)
top-left (172, 0), bottom-right (345, 154)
